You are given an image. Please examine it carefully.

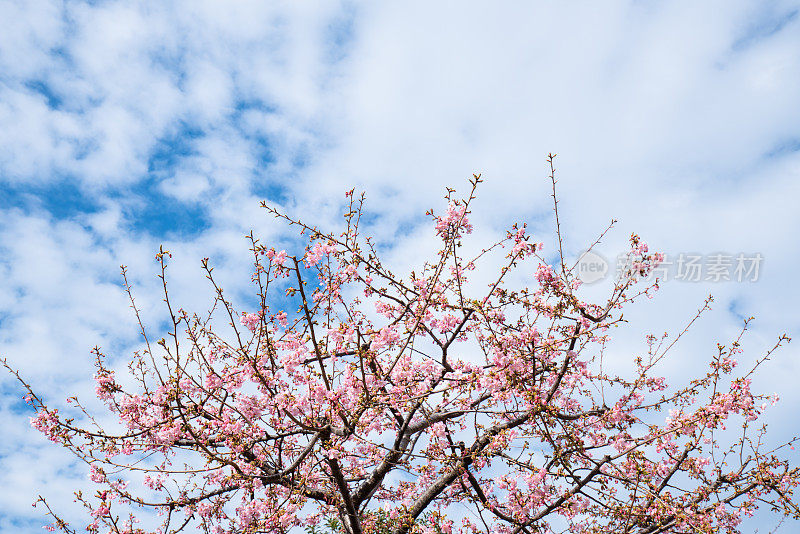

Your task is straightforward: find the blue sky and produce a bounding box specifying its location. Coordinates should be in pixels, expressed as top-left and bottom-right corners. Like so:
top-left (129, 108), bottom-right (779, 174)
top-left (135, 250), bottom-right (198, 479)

top-left (2, 1), bottom-right (800, 531)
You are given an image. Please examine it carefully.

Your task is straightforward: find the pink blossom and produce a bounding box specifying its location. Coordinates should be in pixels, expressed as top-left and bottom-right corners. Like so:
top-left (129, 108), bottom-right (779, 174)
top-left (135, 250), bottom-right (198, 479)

top-left (240, 312), bottom-right (261, 332)
top-left (305, 242), bottom-right (335, 267)
top-left (88, 464), bottom-right (105, 483)
top-left (435, 202), bottom-right (473, 238)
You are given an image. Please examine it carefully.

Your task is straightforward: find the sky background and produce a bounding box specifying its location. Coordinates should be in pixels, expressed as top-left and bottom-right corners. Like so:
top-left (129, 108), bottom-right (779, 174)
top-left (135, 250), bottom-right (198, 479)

top-left (1, 0), bottom-right (800, 531)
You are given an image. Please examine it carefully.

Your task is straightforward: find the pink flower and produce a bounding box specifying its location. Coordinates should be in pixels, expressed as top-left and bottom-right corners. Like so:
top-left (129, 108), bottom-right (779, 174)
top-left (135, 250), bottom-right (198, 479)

top-left (240, 312), bottom-right (261, 332)
top-left (305, 242), bottom-right (335, 267)
top-left (435, 202), bottom-right (473, 238)
top-left (88, 464), bottom-right (105, 483)
top-left (276, 311), bottom-right (288, 327)
top-left (91, 505), bottom-right (110, 518)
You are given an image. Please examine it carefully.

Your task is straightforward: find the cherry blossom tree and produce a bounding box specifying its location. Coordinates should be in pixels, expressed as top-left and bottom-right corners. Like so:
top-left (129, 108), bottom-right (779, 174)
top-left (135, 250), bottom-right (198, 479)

top-left (5, 158), bottom-right (800, 534)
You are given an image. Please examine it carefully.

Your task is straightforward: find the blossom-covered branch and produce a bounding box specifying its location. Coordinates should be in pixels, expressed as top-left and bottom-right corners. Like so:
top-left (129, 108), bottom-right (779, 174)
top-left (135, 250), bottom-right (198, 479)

top-left (5, 167), bottom-right (798, 534)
